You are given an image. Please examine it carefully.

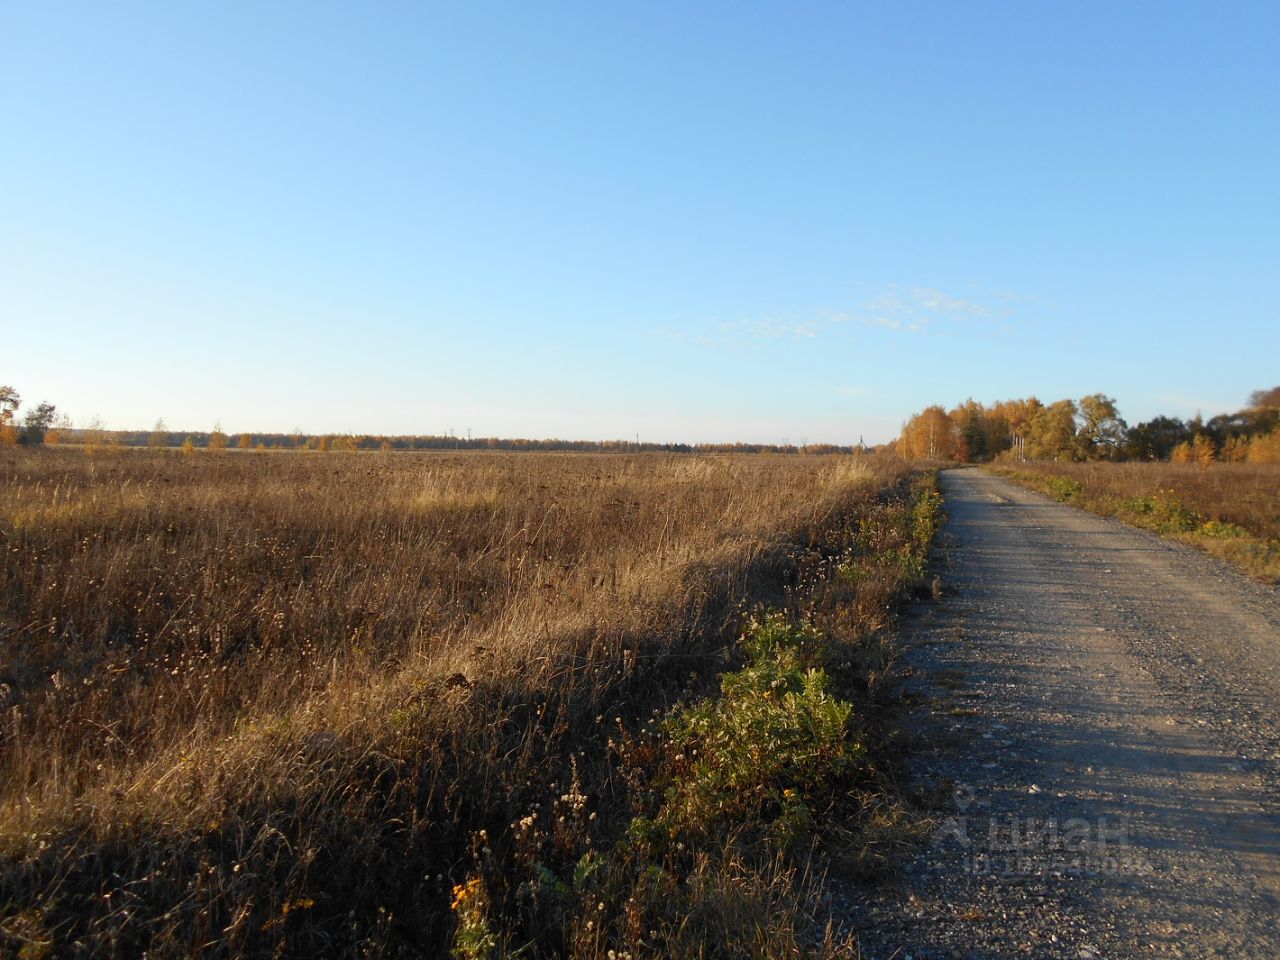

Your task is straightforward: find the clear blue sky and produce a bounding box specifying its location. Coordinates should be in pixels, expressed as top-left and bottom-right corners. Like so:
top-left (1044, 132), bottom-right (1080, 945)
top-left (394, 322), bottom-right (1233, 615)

top-left (4, 2), bottom-right (1277, 444)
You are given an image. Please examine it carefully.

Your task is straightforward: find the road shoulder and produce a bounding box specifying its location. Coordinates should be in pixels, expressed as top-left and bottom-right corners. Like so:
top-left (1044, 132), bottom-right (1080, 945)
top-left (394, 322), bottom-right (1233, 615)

top-left (838, 468), bottom-right (1280, 959)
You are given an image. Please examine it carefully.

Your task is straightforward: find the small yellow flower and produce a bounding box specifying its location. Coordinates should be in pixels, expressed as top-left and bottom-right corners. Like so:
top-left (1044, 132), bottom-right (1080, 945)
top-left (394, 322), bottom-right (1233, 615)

top-left (451, 877), bottom-right (484, 911)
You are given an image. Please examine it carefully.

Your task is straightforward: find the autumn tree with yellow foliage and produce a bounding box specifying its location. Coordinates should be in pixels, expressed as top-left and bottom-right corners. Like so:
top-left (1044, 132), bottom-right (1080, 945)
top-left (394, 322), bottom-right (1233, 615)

top-left (899, 387), bottom-right (1280, 465)
top-left (898, 405), bottom-right (956, 460)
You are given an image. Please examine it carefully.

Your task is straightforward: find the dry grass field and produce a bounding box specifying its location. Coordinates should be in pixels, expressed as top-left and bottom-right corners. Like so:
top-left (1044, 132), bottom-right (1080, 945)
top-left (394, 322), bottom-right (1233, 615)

top-left (991, 461), bottom-right (1280, 581)
top-left (0, 447), bottom-right (935, 958)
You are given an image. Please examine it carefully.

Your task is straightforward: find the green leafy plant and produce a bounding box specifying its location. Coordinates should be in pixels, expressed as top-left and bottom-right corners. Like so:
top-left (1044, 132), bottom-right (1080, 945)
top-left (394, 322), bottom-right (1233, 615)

top-left (1200, 518), bottom-right (1248, 539)
top-left (451, 877), bottom-right (498, 960)
top-left (637, 613), bottom-right (866, 849)
top-left (1120, 490), bottom-right (1200, 532)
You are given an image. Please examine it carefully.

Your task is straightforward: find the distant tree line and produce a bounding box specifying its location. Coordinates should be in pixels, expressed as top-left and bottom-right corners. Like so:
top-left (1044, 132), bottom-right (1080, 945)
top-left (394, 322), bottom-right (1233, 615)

top-left (895, 386), bottom-right (1280, 464)
top-left (0, 386), bottom-right (858, 455)
top-left (93, 431), bottom-right (856, 455)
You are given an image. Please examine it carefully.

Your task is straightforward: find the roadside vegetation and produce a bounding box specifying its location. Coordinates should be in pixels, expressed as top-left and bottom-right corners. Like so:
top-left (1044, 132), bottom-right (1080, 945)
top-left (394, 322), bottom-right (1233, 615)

top-left (989, 461), bottom-right (1280, 582)
top-left (0, 444), bottom-right (940, 958)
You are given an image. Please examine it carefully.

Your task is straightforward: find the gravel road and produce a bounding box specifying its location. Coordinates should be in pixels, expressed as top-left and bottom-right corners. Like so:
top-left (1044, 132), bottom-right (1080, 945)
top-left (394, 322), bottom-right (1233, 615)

top-left (843, 467), bottom-right (1280, 958)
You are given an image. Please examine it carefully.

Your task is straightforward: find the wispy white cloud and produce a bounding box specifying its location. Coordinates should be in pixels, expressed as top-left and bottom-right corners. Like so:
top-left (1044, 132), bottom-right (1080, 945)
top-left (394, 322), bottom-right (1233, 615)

top-left (862, 292), bottom-right (905, 314)
top-left (719, 317), bottom-right (820, 340)
top-left (653, 323), bottom-right (717, 347)
top-left (908, 287), bottom-right (989, 316)
top-left (654, 283), bottom-right (1027, 350)
top-left (862, 315), bottom-right (903, 330)
top-left (850, 283), bottom-right (1024, 336)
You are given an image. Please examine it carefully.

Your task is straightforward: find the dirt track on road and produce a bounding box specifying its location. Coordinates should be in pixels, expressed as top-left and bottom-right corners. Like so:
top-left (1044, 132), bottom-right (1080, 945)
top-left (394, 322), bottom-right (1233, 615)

top-left (847, 467), bottom-right (1280, 958)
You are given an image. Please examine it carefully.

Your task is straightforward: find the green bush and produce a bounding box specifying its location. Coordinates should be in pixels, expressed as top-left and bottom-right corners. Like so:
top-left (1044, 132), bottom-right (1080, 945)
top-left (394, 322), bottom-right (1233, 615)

top-left (1199, 519), bottom-right (1248, 539)
top-left (1045, 474), bottom-right (1085, 502)
top-left (1119, 492), bottom-right (1200, 532)
top-left (636, 613), bottom-right (866, 850)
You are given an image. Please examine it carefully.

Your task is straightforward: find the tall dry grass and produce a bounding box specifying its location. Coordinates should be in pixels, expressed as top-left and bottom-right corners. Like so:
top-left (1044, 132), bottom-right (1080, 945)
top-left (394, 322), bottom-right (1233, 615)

top-left (0, 447), bottom-right (913, 957)
top-left (998, 461), bottom-right (1280, 538)
top-left (991, 460), bottom-right (1280, 580)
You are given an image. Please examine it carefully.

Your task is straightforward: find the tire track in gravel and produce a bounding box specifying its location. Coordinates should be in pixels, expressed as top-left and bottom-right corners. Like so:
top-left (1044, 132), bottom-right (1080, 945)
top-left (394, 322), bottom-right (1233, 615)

top-left (842, 467), bottom-right (1280, 959)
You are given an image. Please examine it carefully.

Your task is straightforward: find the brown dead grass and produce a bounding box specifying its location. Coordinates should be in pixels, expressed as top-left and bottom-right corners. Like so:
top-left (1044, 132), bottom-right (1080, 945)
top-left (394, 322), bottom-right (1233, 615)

top-left (0, 447), bottom-right (914, 958)
top-left (991, 461), bottom-right (1280, 581)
